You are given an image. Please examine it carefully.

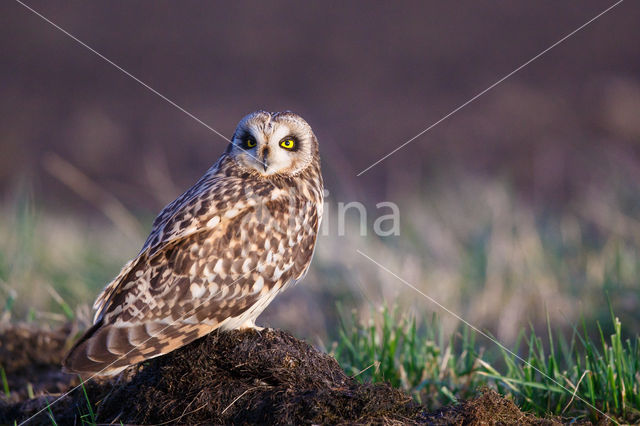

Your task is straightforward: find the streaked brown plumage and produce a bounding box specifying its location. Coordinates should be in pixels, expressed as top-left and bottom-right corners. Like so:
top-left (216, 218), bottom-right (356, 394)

top-left (64, 111), bottom-right (323, 376)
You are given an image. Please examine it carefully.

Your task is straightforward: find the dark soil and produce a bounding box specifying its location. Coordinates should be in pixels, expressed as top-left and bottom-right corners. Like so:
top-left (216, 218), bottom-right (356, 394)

top-left (1, 324), bottom-right (592, 425)
top-left (0, 323), bottom-right (78, 403)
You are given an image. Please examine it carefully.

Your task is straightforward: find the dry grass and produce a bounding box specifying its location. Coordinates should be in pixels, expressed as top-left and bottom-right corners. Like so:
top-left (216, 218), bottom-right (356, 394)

top-left (1, 173), bottom-right (638, 344)
top-left (0, 194), bottom-right (142, 325)
top-left (311, 174), bottom-right (640, 344)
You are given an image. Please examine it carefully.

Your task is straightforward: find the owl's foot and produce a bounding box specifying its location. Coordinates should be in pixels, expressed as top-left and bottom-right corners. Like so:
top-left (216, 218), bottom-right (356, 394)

top-left (238, 319), bottom-right (264, 331)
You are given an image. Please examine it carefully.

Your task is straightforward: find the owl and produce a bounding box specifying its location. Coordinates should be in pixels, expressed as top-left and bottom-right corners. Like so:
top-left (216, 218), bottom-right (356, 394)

top-left (63, 111), bottom-right (324, 376)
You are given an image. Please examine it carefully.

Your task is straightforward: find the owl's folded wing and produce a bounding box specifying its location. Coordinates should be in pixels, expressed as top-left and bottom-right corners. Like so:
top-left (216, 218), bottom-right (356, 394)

top-left (92, 158), bottom-right (249, 320)
top-left (65, 195), bottom-right (317, 376)
top-left (66, 219), bottom-right (266, 375)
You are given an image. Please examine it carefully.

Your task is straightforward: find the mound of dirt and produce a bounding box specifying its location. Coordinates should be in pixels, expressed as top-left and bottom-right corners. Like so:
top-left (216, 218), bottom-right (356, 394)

top-left (423, 388), bottom-right (565, 425)
top-left (1, 325), bottom-right (583, 425)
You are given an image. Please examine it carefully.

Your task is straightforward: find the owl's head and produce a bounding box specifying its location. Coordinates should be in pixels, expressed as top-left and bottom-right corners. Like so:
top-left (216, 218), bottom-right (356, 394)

top-left (229, 111), bottom-right (318, 176)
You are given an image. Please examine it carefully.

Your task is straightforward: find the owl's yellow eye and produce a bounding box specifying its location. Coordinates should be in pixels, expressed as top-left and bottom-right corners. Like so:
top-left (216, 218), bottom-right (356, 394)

top-left (280, 138), bottom-right (296, 150)
top-left (245, 138), bottom-right (257, 148)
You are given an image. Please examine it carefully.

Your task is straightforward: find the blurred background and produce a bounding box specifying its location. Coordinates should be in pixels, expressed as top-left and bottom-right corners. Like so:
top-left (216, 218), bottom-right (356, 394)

top-left (1, 1), bottom-right (639, 346)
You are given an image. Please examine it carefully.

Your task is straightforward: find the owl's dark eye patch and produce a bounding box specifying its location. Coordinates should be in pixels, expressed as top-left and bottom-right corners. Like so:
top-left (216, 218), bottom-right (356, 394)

top-left (232, 132), bottom-right (256, 150)
top-left (243, 137), bottom-right (257, 149)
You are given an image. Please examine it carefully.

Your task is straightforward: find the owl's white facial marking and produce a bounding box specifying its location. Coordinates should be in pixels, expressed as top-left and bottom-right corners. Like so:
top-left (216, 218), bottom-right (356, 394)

top-left (230, 111), bottom-right (317, 177)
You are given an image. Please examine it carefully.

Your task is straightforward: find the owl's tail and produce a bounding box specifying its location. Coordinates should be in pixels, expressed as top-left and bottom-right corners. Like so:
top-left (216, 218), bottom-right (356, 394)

top-left (63, 319), bottom-right (215, 377)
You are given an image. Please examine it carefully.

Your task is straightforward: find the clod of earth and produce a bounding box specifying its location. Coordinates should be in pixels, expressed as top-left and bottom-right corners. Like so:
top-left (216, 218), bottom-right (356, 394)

top-left (1, 325), bottom-right (583, 424)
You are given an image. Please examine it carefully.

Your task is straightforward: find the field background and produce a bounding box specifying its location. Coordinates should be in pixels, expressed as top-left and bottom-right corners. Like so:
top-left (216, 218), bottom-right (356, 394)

top-left (1, 2), bottom-right (640, 414)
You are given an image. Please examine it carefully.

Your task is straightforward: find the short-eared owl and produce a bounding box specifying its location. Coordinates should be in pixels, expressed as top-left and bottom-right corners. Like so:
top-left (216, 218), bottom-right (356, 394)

top-left (64, 111), bottom-right (323, 376)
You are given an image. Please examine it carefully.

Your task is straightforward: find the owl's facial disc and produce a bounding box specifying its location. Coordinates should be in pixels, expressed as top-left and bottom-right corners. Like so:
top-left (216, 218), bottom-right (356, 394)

top-left (230, 111), bottom-right (316, 177)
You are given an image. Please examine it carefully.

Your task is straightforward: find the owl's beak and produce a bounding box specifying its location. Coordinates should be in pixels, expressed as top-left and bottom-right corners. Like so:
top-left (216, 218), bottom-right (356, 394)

top-left (260, 147), bottom-right (269, 172)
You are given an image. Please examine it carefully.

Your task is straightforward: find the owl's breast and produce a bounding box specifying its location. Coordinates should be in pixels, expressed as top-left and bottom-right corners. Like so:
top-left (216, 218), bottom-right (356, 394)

top-left (236, 191), bottom-right (320, 286)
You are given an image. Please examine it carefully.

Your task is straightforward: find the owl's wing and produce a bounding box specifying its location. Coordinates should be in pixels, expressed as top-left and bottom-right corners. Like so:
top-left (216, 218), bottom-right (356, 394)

top-left (64, 193), bottom-right (320, 376)
top-left (92, 161), bottom-right (238, 321)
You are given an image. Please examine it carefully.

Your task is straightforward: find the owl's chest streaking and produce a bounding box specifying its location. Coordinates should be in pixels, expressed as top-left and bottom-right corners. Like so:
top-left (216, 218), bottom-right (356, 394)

top-left (197, 176), bottom-right (323, 296)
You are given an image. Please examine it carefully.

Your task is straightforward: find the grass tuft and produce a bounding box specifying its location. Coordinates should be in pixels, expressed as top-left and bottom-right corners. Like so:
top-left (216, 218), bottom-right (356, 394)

top-left (333, 305), bottom-right (483, 408)
top-left (0, 365), bottom-right (10, 398)
top-left (46, 399), bottom-right (58, 426)
top-left (332, 305), bottom-right (640, 423)
top-left (79, 377), bottom-right (96, 425)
